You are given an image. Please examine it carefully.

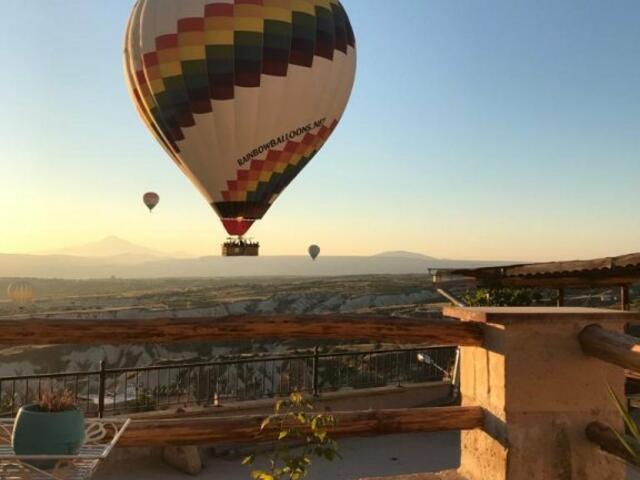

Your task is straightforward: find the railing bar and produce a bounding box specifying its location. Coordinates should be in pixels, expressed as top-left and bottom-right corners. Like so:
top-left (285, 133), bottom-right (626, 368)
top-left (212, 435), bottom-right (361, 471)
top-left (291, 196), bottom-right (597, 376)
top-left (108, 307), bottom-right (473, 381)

top-left (365, 353), bottom-right (370, 386)
top-left (0, 346), bottom-right (458, 417)
top-left (242, 363), bottom-right (246, 399)
top-left (108, 372), bottom-right (113, 415)
top-left (410, 349), bottom-right (414, 377)
top-left (0, 370), bottom-right (102, 382)
top-left (373, 353), bottom-right (377, 386)
top-left (86, 374), bottom-right (90, 415)
top-left (167, 369), bottom-right (171, 406)
top-left (0, 347), bottom-right (449, 382)
top-left (186, 367), bottom-right (191, 405)
top-left (100, 355), bottom-right (314, 375)
top-left (11, 381), bottom-right (16, 416)
top-left (135, 371), bottom-right (139, 411)
top-left (107, 373), bottom-right (111, 415)
top-left (156, 370), bottom-right (160, 410)
top-left (272, 361), bottom-right (276, 396)
top-left (98, 347), bottom-right (451, 376)
top-left (196, 366), bottom-right (201, 405)
top-left (207, 366), bottom-right (212, 405)
top-left (234, 365), bottom-right (238, 400)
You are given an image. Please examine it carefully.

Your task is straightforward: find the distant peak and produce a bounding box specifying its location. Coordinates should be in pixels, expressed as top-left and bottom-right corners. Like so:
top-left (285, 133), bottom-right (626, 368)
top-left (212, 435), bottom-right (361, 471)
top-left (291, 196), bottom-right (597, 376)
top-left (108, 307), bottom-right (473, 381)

top-left (97, 235), bottom-right (127, 243)
top-left (373, 251), bottom-right (437, 260)
top-left (96, 236), bottom-right (138, 246)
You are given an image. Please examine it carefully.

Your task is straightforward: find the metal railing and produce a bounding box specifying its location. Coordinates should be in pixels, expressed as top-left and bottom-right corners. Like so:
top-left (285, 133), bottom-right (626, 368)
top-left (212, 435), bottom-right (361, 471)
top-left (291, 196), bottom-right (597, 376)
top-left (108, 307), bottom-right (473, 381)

top-left (0, 346), bottom-right (457, 418)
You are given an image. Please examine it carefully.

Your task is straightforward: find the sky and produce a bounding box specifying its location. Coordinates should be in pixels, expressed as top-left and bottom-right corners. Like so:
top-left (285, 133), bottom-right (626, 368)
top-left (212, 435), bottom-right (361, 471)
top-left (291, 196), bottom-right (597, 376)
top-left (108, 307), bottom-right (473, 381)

top-left (1, 0), bottom-right (639, 260)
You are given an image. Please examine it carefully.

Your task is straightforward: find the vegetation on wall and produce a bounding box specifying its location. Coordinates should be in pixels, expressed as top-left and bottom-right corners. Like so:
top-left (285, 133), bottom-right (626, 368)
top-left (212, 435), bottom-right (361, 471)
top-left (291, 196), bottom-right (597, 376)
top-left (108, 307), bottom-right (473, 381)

top-left (463, 288), bottom-right (542, 307)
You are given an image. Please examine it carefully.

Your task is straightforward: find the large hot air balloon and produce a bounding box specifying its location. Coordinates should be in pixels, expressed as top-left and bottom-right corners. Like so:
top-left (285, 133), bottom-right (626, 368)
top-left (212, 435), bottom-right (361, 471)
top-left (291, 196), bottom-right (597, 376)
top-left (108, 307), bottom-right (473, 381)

top-left (124, 0), bottom-right (356, 251)
top-left (308, 244), bottom-right (320, 260)
top-left (7, 281), bottom-right (34, 305)
top-left (143, 192), bottom-right (160, 212)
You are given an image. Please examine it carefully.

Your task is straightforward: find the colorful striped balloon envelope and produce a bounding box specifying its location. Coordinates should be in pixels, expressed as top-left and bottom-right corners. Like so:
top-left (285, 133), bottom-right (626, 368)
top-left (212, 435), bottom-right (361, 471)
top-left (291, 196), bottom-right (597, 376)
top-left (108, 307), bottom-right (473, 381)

top-left (124, 0), bottom-right (357, 237)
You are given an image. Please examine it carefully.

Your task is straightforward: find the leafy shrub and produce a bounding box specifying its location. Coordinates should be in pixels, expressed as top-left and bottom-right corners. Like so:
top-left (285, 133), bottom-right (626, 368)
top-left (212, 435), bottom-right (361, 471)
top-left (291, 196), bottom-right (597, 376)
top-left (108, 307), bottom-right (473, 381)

top-left (463, 288), bottom-right (541, 307)
top-left (243, 391), bottom-right (340, 480)
top-left (608, 385), bottom-right (640, 465)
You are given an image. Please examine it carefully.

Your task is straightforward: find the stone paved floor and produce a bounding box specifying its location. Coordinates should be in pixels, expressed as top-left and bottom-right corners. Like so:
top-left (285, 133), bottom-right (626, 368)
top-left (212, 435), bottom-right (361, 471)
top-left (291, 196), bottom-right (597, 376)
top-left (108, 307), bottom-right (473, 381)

top-left (95, 431), bottom-right (460, 480)
top-left (94, 431), bottom-right (640, 480)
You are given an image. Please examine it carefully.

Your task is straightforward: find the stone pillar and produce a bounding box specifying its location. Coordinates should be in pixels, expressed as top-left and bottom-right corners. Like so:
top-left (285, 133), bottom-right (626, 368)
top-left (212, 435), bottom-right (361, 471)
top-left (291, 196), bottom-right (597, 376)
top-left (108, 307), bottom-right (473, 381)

top-left (443, 307), bottom-right (632, 480)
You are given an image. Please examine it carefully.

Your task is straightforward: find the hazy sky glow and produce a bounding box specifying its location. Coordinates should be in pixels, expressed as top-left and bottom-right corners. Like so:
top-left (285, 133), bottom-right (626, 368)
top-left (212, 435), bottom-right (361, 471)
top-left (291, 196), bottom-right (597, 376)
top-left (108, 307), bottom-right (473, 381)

top-left (1, 0), bottom-right (639, 260)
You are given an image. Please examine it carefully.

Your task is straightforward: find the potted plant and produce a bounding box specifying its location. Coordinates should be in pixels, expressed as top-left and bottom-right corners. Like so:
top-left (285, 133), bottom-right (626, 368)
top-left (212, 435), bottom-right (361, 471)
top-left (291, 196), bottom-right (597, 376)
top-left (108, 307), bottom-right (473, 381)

top-left (12, 389), bottom-right (85, 469)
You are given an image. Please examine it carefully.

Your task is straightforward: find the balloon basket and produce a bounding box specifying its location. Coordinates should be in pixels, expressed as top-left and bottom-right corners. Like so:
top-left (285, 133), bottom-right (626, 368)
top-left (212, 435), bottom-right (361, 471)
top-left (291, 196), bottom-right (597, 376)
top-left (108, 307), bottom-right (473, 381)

top-left (222, 238), bottom-right (260, 257)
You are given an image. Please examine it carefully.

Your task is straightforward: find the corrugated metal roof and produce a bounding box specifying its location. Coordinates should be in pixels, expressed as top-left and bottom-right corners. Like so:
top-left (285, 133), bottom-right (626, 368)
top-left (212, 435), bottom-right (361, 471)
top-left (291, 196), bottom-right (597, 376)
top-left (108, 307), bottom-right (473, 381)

top-left (450, 252), bottom-right (640, 288)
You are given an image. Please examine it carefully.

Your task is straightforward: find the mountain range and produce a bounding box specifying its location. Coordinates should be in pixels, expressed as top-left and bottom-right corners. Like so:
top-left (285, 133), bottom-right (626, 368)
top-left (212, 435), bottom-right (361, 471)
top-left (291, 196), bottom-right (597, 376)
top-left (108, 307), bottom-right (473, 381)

top-left (0, 237), bottom-right (516, 279)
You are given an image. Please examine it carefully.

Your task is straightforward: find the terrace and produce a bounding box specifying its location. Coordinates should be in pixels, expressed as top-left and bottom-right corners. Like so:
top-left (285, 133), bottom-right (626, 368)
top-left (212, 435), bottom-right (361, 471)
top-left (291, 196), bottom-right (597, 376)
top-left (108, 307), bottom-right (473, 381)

top-left (1, 307), bottom-right (639, 479)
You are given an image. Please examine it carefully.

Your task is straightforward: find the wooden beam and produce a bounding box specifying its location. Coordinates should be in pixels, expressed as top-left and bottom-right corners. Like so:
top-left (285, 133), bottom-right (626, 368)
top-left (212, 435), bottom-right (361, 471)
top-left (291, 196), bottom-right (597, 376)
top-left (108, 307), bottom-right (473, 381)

top-left (579, 324), bottom-right (640, 371)
top-left (436, 288), bottom-right (467, 308)
top-left (445, 306), bottom-right (639, 325)
top-left (586, 421), bottom-right (639, 465)
top-left (117, 406), bottom-right (484, 447)
top-left (0, 315), bottom-right (483, 346)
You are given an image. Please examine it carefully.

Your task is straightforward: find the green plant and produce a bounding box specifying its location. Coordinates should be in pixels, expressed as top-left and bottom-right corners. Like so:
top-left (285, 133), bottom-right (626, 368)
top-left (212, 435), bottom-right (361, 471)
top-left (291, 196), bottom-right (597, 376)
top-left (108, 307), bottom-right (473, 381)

top-left (38, 389), bottom-right (77, 412)
top-left (243, 391), bottom-right (340, 480)
top-left (463, 288), bottom-right (542, 307)
top-left (608, 385), bottom-right (640, 464)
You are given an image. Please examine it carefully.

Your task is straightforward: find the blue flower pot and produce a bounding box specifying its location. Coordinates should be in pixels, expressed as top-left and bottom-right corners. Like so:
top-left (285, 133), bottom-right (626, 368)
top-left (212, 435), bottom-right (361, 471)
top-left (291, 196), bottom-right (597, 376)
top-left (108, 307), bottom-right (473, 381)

top-left (12, 405), bottom-right (85, 469)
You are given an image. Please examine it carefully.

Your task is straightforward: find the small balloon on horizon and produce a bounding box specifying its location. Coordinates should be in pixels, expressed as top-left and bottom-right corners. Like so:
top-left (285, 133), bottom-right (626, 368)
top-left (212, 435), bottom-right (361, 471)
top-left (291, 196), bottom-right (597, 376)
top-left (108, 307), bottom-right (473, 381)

top-left (308, 245), bottom-right (320, 261)
top-left (143, 192), bottom-right (160, 212)
top-left (8, 281), bottom-right (34, 304)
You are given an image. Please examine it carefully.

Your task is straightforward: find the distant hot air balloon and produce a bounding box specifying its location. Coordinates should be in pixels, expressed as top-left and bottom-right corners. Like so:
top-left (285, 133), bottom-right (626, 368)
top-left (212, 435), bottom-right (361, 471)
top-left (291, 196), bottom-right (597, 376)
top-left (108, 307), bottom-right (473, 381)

top-left (143, 192), bottom-right (160, 212)
top-left (308, 244), bottom-right (320, 261)
top-left (7, 281), bottom-right (34, 305)
top-left (124, 0), bottom-right (357, 242)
